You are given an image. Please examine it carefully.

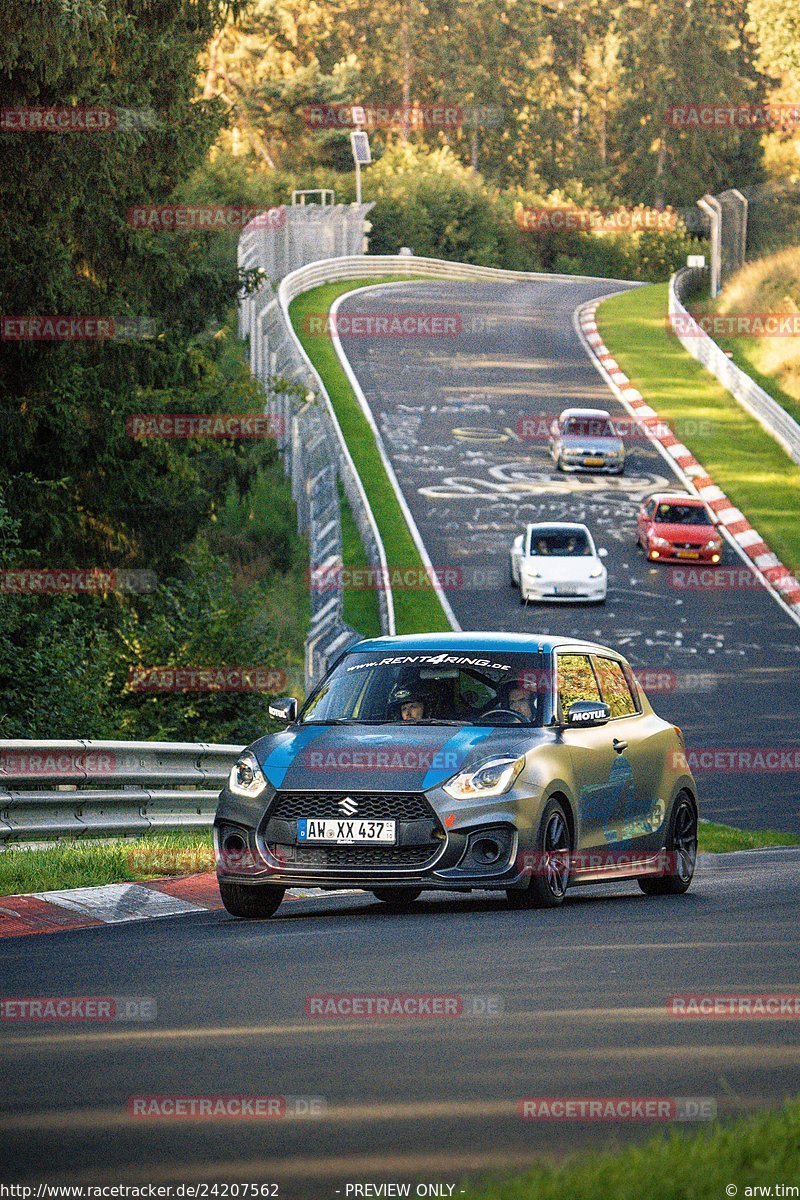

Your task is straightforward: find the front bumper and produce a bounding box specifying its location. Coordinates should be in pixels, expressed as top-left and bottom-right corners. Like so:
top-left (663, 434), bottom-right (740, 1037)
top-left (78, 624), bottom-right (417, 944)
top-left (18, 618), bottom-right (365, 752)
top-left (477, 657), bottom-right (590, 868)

top-left (521, 579), bottom-right (606, 602)
top-left (646, 546), bottom-right (722, 563)
top-left (559, 457), bottom-right (624, 474)
top-left (215, 786), bottom-right (527, 891)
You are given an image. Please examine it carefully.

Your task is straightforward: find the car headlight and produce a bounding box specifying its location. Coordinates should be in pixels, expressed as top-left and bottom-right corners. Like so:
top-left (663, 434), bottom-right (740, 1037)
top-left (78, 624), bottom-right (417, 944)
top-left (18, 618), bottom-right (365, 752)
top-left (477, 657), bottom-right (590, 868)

top-left (523, 567), bottom-right (541, 578)
top-left (589, 564), bottom-right (605, 578)
top-left (705, 537), bottom-right (722, 550)
top-left (649, 535), bottom-right (671, 549)
top-left (228, 752), bottom-right (268, 799)
top-left (443, 755), bottom-right (525, 801)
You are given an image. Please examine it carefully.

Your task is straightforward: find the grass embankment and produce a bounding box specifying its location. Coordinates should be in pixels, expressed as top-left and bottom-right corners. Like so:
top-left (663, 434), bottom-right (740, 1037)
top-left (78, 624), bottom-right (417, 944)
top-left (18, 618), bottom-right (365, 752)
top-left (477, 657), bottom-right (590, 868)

top-left (3, 819), bottom-right (798, 898)
top-left (289, 278), bottom-right (452, 635)
top-left (597, 283), bottom-right (800, 575)
top-left (699, 819), bottom-right (800, 853)
top-left (0, 830), bottom-right (214, 896)
top-left (462, 1100), bottom-right (800, 1200)
top-left (702, 246), bottom-right (800, 427)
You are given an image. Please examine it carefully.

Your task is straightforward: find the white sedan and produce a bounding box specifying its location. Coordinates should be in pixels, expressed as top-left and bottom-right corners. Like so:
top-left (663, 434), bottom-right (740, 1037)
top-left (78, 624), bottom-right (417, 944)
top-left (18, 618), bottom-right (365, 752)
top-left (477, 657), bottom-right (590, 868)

top-left (510, 522), bottom-right (608, 604)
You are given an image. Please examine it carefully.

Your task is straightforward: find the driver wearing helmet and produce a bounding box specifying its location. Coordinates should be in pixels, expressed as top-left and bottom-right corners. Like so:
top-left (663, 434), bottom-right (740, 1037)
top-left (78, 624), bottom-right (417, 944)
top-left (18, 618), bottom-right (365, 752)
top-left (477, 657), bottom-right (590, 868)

top-left (390, 686), bottom-right (427, 722)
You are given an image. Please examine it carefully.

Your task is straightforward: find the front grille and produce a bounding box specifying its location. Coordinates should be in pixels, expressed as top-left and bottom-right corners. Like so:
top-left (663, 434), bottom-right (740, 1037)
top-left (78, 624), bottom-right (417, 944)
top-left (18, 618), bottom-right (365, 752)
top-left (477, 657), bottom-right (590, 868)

top-left (263, 791), bottom-right (442, 871)
top-left (268, 792), bottom-right (434, 821)
top-left (290, 844), bottom-right (437, 868)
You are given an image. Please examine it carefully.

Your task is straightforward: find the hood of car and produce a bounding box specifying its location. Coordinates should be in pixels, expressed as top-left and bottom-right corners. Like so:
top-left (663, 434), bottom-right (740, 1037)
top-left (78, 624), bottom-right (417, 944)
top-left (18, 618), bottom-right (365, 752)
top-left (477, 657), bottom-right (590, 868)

top-left (249, 723), bottom-right (544, 793)
top-left (559, 435), bottom-right (623, 452)
top-left (522, 555), bottom-right (601, 580)
top-left (651, 521), bottom-right (716, 543)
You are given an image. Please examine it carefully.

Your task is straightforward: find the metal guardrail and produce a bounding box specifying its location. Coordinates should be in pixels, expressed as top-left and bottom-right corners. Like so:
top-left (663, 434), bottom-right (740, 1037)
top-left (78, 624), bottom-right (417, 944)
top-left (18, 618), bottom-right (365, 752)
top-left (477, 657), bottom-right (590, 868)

top-left (670, 268), bottom-right (800, 467)
top-left (0, 740), bottom-right (243, 843)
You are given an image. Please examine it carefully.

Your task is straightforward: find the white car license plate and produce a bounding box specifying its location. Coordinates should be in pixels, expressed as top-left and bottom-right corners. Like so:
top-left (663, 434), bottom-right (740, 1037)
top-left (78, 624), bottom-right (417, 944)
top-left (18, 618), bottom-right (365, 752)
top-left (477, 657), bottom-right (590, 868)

top-left (297, 818), bottom-right (397, 844)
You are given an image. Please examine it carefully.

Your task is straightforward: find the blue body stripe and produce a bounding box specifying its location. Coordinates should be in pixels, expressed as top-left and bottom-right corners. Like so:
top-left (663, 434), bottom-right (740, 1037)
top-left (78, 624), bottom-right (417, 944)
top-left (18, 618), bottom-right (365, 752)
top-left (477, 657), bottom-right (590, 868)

top-left (421, 726), bottom-right (495, 790)
top-left (261, 726), bottom-right (329, 789)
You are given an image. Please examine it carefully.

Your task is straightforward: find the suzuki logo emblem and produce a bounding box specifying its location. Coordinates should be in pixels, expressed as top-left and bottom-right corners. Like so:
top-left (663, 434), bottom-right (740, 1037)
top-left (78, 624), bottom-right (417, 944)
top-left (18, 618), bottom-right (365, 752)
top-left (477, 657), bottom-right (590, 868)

top-left (338, 796), bottom-right (358, 816)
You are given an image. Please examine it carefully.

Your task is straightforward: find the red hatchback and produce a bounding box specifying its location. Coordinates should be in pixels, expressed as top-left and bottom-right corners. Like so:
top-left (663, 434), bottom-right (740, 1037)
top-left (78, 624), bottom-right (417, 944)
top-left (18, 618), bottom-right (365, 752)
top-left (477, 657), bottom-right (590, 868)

top-left (636, 494), bottom-right (723, 563)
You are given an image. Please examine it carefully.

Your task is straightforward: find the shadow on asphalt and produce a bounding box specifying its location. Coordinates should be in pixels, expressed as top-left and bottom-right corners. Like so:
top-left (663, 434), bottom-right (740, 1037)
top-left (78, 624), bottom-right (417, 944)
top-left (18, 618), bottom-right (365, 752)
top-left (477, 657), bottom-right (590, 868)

top-left (215, 884), bottom-right (706, 928)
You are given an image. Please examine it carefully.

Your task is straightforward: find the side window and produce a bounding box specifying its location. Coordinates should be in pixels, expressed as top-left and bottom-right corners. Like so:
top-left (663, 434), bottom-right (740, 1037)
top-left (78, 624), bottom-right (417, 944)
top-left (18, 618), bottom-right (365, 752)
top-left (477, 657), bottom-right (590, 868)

top-left (556, 654), bottom-right (601, 717)
top-left (592, 656), bottom-right (637, 717)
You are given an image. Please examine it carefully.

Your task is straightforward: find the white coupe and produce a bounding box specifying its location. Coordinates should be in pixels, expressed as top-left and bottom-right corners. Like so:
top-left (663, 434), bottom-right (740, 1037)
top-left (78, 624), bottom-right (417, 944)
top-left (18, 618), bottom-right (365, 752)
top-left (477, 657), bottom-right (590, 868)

top-left (510, 522), bottom-right (608, 604)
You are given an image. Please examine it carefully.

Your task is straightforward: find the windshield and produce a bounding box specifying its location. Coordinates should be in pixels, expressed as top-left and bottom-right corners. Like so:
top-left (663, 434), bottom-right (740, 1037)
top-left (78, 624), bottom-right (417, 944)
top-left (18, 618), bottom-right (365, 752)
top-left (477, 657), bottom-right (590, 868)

top-left (655, 503), bottom-right (712, 526)
top-left (300, 650), bottom-right (549, 727)
top-left (563, 416), bottom-right (615, 439)
top-left (527, 529), bottom-right (592, 556)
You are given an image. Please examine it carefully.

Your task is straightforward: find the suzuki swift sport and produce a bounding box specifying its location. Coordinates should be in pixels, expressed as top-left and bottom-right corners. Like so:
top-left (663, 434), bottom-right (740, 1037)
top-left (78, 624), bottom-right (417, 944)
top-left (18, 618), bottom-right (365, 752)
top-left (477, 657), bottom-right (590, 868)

top-left (214, 633), bottom-right (698, 917)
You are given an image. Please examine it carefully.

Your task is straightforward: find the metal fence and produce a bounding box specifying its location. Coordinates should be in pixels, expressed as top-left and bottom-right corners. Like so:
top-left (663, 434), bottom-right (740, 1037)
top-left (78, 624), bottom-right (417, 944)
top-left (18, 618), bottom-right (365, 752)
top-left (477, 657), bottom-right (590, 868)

top-left (670, 267), bottom-right (800, 466)
top-left (238, 203), bottom-right (382, 690)
top-left (0, 741), bottom-right (243, 843)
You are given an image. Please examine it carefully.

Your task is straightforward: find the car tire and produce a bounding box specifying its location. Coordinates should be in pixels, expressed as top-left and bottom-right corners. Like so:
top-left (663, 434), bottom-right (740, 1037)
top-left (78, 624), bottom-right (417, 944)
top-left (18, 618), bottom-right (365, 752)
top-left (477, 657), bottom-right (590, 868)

top-left (219, 879), bottom-right (285, 918)
top-left (371, 887), bottom-right (423, 907)
top-left (507, 798), bottom-right (571, 909)
top-left (510, 561), bottom-right (517, 587)
top-left (638, 793), bottom-right (697, 896)
top-left (556, 455), bottom-right (565, 472)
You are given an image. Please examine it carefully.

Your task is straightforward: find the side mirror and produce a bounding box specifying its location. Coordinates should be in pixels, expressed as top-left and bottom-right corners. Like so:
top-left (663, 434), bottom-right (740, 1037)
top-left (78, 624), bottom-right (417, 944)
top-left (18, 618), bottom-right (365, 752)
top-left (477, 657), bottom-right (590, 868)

top-left (268, 697), bottom-right (298, 724)
top-left (566, 700), bottom-right (610, 727)
top-left (598, 547), bottom-right (608, 558)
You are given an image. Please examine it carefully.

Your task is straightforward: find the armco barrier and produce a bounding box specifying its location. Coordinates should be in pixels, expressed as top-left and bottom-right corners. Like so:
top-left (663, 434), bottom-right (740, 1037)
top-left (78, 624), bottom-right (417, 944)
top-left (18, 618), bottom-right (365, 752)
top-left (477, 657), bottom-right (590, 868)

top-left (670, 267), bottom-right (800, 466)
top-left (0, 740), bottom-right (243, 843)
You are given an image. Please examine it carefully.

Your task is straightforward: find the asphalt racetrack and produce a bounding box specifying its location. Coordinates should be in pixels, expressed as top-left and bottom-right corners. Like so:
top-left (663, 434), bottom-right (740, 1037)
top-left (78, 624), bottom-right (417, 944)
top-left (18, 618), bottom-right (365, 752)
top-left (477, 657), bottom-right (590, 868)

top-left (3, 275), bottom-right (799, 1199)
top-left (2, 850), bottom-right (799, 1194)
top-left (337, 278), bottom-right (800, 834)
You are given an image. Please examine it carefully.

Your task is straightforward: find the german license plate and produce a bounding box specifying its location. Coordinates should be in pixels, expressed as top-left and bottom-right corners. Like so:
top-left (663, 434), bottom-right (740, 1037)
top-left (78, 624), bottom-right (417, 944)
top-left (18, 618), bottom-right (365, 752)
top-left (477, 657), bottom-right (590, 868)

top-left (676, 549), bottom-right (699, 559)
top-left (583, 457), bottom-right (604, 467)
top-left (297, 818), bottom-right (397, 844)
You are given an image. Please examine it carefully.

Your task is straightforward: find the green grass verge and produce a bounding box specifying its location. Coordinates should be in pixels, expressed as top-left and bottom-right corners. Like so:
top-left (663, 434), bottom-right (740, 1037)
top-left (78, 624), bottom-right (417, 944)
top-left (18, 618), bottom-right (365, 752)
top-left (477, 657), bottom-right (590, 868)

top-left (698, 819), bottom-right (800, 853)
top-left (338, 480), bottom-right (382, 637)
top-left (0, 831), bottom-right (213, 896)
top-left (708, 334), bottom-right (800, 428)
top-left (677, 291), bottom-right (800, 428)
top-left (461, 1100), bottom-right (800, 1200)
top-left (290, 278), bottom-right (451, 634)
top-left (597, 284), bottom-right (800, 576)
top-left (2, 817), bottom-right (797, 898)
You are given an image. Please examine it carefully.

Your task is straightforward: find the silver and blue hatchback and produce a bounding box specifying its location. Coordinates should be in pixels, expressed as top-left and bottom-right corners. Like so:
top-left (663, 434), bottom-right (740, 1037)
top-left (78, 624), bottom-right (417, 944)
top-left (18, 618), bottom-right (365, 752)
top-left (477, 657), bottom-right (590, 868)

top-left (215, 633), bottom-right (697, 917)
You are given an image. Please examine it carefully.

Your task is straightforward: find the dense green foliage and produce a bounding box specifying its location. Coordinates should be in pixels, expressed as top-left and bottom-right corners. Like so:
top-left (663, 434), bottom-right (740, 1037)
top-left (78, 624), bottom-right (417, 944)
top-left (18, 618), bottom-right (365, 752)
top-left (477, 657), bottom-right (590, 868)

top-left (0, 2), bottom-right (306, 740)
top-left (199, 0), bottom-right (776, 206)
top-left (187, 143), bottom-right (700, 282)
